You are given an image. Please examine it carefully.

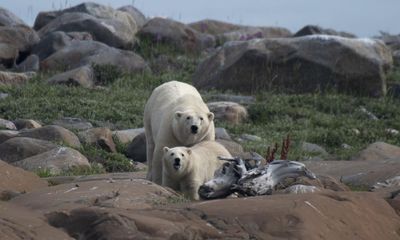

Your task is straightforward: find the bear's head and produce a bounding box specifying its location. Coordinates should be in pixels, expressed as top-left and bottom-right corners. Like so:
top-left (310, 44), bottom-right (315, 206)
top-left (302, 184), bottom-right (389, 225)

top-left (163, 146), bottom-right (192, 177)
top-left (172, 110), bottom-right (214, 145)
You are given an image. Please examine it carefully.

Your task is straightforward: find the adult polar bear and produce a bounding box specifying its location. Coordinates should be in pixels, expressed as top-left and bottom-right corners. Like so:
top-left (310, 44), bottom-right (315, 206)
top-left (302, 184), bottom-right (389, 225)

top-left (144, 81), bottom-right (215, 184)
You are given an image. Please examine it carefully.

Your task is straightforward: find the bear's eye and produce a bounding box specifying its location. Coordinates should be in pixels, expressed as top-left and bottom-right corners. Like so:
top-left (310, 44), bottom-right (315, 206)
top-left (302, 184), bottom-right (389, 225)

top-left (170, 153), bottom-right (174, 156)
top-left (186, 116), bottom-right (191, 120)
top-left (200, 117), bottom-right (204, 121)
top-left (181, 153), bottom-right (184, 157)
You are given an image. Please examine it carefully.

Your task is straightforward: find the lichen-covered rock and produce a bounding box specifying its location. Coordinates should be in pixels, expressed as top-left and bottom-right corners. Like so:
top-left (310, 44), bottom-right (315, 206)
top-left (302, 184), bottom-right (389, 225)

top-left (78, 127), bottom-right (116, 152)
top-left (0, 7), bottom-right (25, 26)
top-left (294, 25), bottom-right (356, 38)
top-left (0, 71), bottom-right (36, 86)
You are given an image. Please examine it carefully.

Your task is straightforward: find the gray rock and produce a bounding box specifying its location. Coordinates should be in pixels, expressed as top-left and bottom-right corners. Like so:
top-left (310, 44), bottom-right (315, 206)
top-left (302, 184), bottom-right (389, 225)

top-left (207, 101), bottom-right (248, 124)
top-left (0, 130), bottom-right (18, 144)
top-left (15, 54), bottom-right (40, 72)
top-left (47, 66), bottom-right (95, 88)
top-left (0, 137), bottom-right (57, 163)
top-left (126, 132), bottom-right (146, 162)
top-left (18, 125), bottom-right (81, 148)
top-left (0, 7), bottom-right (25, 26)
top-left (33, 10), bottom-right (58, 30)
top-left (215, 127), bottom-right (231, 141)
top-left (118, 5), bottom-right (147, 29)
top-left (0, 118), bottom-right (16, 130)
top-left (13, 119), bottom-right (42, 130)
top-left (193, 35), bottom-right (392, 97)
top-left (294, 25), bottom-right (356, 38)
top-left (38, 8), bottom-right (137, 49)
top-left (0, 43), bottom-right (18, 68)
top-left (53, 117), bottom-right (93, 131)
top-left (0, 92), bottom-right (8, 99)
top-left (41, 40), bottom-right (149, 74)
top-left (301, 142), bottom-right (329, 156)
top-left (14, 147), bottom-right (90, 175)
top-left (0, 25), bottom-right (40, 54)
top-left (112, 128), bottom-right (145, 144)
top-left (137, 17), bottom-right (215, 55)
top-left (32, 31), bottom-right (79, 60)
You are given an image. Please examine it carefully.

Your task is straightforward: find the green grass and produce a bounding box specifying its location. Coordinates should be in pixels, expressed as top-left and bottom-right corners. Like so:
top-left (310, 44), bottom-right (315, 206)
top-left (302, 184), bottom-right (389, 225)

top-left (35, 163), bottom-right (106, 178)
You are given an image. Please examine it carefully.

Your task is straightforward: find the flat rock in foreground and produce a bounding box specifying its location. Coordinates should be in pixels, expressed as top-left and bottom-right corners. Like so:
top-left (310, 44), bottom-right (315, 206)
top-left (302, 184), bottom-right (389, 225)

top-left (0, 160), bottom-right (47, 194)
top-left (11, 178), bottom-right (177, 213)
top-left (22, 191), bottom-right (400, 240)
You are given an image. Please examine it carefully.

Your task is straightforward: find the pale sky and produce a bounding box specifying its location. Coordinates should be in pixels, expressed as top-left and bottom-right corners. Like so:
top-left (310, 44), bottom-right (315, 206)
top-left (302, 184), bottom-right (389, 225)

top-left (1, 0), bottom-right (399, 37)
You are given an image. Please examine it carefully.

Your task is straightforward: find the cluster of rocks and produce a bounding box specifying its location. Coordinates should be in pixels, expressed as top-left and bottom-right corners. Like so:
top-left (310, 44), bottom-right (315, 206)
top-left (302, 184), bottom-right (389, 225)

top-left (0, 2), bottom-right (397, 96)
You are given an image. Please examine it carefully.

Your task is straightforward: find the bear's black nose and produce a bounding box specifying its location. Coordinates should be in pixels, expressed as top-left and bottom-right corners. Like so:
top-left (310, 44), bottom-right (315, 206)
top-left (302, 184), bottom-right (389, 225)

top-left (191, 125), bottom-right (198, 134)
top-left (174, 158), bottom-right (180, 164)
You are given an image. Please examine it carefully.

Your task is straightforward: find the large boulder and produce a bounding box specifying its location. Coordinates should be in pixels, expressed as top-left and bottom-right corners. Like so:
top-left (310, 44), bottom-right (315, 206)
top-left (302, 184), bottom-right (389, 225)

top-left (32, 31), bottom-right (92, 60)
top-left (189, 19), bottom-right (248, 35)
top-left (36, 2), bottom-right (138, 49)
top-left (0, 7), bottom-right (25, 26)
top-left (13, 119), bottom-right (42, 130)
top-left (17, 125), bottom-right (81, 148)
top-left (0, 130), bottom-right (18, 144)
top-left (137, 17), bottom-right (216, 55)
top-left (46, 65), bottom-right (95, 88)
top-left (14, 147), bottom-right (90, 175)
top-left (0, 25), bottom-right (40, 56)
top-left (0, 160), bottom-right (47, 194)
top-left (0, 137), bottom-right (57, 163)
top-left (113, 128), bottom-right (144, 144)
top-left (118, 5), bottom-right (147, 29)
top-left (0, 118), bottom-right (16, 130)
top-left (294, 25), bottom-right (356, 38)
top-left (41, 40), bottom-right (149, 74)
top-left (193, 35), bottom-right (392, 96)
top-left (0, 43), bottom-right (18, 68)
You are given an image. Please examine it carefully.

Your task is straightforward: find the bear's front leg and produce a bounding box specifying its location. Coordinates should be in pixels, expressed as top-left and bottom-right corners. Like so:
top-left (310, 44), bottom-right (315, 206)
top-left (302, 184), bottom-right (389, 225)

top-left (162, 172), bottom-right (180, 191)
top-left (181, 181), bottom-right (200, 200)
top-left (151, 147), bottom-right (164, 185)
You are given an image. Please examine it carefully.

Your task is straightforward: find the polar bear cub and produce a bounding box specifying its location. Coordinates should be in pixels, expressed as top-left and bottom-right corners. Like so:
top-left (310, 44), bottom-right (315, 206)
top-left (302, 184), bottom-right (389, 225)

top-left (144, 81), bottom-right (215, 184)
top-left (162, 141), bottom-right (232, 200)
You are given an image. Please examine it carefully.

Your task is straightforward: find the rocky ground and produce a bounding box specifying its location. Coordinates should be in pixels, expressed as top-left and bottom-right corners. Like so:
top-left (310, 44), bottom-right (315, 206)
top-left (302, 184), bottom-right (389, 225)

top-left (1, 2), bottom-right (400, 240)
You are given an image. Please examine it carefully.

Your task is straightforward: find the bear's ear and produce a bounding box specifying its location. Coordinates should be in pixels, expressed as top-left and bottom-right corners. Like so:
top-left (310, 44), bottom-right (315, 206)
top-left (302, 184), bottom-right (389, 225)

top-left (207, 112), bottom-right (214, 121)
top-left (163, 147), bottom-right (170, 153)
top-left (186, 149), bottom-right (192, 155)
top-left (175, 111), bottom-right (183, 119)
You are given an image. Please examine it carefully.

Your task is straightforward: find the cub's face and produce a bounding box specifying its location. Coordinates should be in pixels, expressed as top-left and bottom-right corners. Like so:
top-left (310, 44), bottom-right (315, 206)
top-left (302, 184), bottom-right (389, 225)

top-left (173, 110), bottom-right (214, 145)
top-left (163, 146), bottom-right (191, 176)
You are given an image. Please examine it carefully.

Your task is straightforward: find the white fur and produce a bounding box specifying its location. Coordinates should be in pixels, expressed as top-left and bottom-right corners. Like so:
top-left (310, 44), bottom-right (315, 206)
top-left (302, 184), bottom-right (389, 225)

top-left (144, 81), bottom-right (215, 184)
top-left (162, 141), bottom-right (231, 200)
